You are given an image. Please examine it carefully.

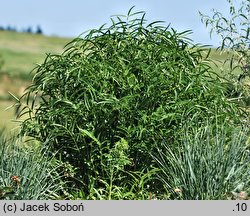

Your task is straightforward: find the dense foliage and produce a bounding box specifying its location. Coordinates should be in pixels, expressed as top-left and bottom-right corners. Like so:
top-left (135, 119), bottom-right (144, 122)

top-left (16, 8), bottom-right (247, 198)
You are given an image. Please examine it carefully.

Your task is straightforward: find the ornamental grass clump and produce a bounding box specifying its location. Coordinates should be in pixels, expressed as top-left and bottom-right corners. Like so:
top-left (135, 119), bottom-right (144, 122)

top-left (0, 130), bottom-right (65, 200)
top-left (16, 8), bottom-right (246, 195)
top-left (152, 124), bottom-right (250, 200)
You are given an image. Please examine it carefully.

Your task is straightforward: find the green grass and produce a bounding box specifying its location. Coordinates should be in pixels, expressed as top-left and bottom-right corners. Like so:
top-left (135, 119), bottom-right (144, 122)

top-left (205, 48), bottom-right (242, 77)
top-left (152, 124), bottom-right (250, 200)
top-left (0, 31), bottom-right (71, 79)
top-left (0, 131), bottom-right (66, 200)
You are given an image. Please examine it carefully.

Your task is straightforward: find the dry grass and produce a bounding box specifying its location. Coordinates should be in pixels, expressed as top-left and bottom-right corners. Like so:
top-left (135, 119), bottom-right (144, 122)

top-left (0, 100), bottom-right (20, 133)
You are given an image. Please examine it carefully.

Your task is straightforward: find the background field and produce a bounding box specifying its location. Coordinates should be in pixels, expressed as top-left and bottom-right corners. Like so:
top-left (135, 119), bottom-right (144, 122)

top-left (0, 31), bottom-right (70, 77)
top-left (0, 31), bottom-right (71, 132)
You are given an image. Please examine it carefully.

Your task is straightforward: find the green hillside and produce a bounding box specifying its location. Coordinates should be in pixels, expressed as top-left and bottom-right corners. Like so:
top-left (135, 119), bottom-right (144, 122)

top-left (0, 31), bottom-right (72, 131)
top-left (0, 31), bottom-right (71, 78)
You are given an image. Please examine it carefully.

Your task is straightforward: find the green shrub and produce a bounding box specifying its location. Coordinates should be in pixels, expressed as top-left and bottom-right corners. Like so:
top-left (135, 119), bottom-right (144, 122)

top-left (0, 131), bottom-right (65, 200)
top-left (16, 8), bottom-right (246, 196)
top-left (152, 124), bottom-right (250, 200)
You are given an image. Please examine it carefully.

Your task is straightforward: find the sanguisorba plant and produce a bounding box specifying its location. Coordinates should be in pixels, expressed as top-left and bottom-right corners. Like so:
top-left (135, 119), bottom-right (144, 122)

top-left (152, 124), bottom-right (250, 200)
top-left (15, 8), bottom-right (246, 195)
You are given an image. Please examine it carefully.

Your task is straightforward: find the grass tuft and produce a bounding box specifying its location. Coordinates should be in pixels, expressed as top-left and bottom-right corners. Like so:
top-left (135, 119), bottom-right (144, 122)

top-left (152, 124), bottom-right (250, 200)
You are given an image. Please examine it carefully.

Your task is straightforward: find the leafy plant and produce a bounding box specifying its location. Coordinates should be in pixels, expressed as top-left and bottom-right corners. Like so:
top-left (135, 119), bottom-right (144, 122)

top-left (71, 168), bottom-right (161, 200)
top-left (200, 0), bottom-right (250, 105)
top-left (0, 131), bottom-right (65, 200)
top-left (15, 7), bottom-right (246, 197)
top-left (63, 136), bottom-right (160, 200)
top-left (200, 0), bottom-right (250, 66)
top-left (152, 124), bottom-right (250, 200)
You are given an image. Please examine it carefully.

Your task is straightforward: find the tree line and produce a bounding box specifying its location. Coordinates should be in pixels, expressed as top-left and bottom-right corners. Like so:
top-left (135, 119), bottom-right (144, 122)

top-left (0, 25), bottom-right (43, 34)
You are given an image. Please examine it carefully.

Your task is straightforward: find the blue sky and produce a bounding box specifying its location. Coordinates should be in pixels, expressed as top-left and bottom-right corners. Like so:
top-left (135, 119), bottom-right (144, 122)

top-left (0, 0), bottom-right (230, 46)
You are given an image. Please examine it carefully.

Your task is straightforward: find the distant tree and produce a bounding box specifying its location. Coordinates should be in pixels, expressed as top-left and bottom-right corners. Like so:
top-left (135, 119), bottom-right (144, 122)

top-left (36, 25), bottom-right (43, 34)
top-left (6, 26), bottom-right (11, 31)
top-left (6, 25), bottom-right (17, 32)
top-left (26, 26), bottom-right (33, 34)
